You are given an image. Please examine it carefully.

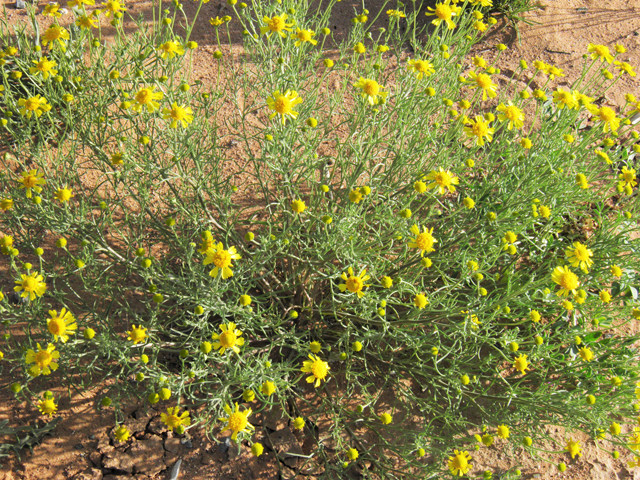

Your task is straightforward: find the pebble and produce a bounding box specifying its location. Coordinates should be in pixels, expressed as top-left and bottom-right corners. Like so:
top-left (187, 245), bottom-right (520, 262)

top-left (180, 439), bottom-right (193, 449)
top-left (89, 435), bottom-right (96, 440)
top-left (74, 443), bottom-right (84, 450)
top-left (15, 0), bottom-right (25, 9)
top-left (218, 437), bottom-right (231, 453)
top-left (169, 458), bottom-right (182, 480)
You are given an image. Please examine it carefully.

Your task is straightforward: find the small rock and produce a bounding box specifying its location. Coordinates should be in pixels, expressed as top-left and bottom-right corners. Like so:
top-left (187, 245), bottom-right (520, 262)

top-left (89, 452), bottom-right (102, 467)
top-left (102, 451), bottom-right (134, 474)
top-left (180, 439), bottom-right (193, 449)
top-left (74, 443), bottom-right (84, 450)
top-left (89, 435), bottom-right (96, 440)
top-left (15, 0), bottom-right (25, 9)
top-left (8, 292), bottom-right (28, 305)
top-left (126, 436), bottom-right (165, 476)
top-left (164, 437), bottom-right (182, 455)
top-left (218, 437), bottom-right (231, 453)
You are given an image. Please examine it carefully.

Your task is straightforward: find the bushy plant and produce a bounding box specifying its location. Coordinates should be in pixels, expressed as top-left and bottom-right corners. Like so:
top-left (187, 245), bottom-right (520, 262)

top-left (0, 0), bottom-right (639, 477)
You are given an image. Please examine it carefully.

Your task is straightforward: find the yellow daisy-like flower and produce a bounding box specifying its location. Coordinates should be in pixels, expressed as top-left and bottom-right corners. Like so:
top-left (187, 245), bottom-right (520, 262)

top-left (619, 166), bottom-right (638, 189)
top-left (387, 9), bottom-right (406, 18)
top-left (552, 88), bottom-right (577, 109)
top-left (68, 0), bottom-right (95, 7)
top-left (127, 324), bottom-right (147, 344)
top-left (25, 343), bottom-right (60, 377)
top-left (448, 450), bottom-right (472, 476)
top-left (14, 272), bottom-right (47, 301)
top-left (114, 425), bottom-right (131, 442)
top-left (160, 407), bottom-right (191, 432)
top-left (468, 71), bottom-right (498, 101)
top-left (425, 167), bottom-right (459, 195)
top-left (75, 13), bottom-right (99, 30)
top-left (198, 231), bottom-right (214, 255)
top-left (565, 241), bottom-right (594, 273)
top-left (218, 403), bottom-right (254, 441)
top-left (496, 425), bottom-right (510, 439)
top-left (18, 96), bottom-right (52, 119)
top-left (157, 41), bottom-right (185, 60)
top-left (291, 28), bottom-right (317, 47)
top-left (614, 61), bottom-right (636, 77)
top-left (586, 105), bottom-right (620, 133)
top-left (551, 266), bottom-right (580, 297)
top-left (514, 354), bottom-right (529, 375)
top-left (587, 44), bottom-right (614, 63)
top-left (266, 90), bottom-right (302, 125)
top-left (565, 439), bottom-right (582, 459)
top-left (353, 77), bottom-right (388, 106)
top-left (162, 103), bottom-right (194, 129)
top-left (211, 322), bottom-right (245, 354)
top-left (18, 170), bottom-right (46, 198)
top-left (101, 0), bottom-right (126, 17)
top-left (409, 224), bottom-right (437, 257)
top-left (579, 346), bottom-right (594, 362)
top-left (41, 25), bottom-right (70, 50)
top-left (464, 115), bottom-right (494, 146)
top-left (203, 242), bottom-right (241, 279)
top-left (54, 186), bottom-right (74, 203)
top-left (407, 58), bottom-right (435, 79)
top-left (38, 396), bottom-right (58, 417)
top-left (301, 354), bottom-right (330, 387)
top-left (291, 199), bottom-right (306, 213)
top-left (29, 57), bottom-right (58, 80)
top-left (426, 0), bottom-right (461, 30)
top-left (43, 3), bottom-right (62, 17)
top-left (133, 86), bottom-right (163, 113)
top-left (496, 102), bottom-right (524, 130)
top-left (1, 198), bottom-right (14, 211)
top-left (339, 267), bottom-right (370, 298)
top-left (260, 14), bottom-right (294, 38)
top-left (47, 308), bottom-right (77, 343)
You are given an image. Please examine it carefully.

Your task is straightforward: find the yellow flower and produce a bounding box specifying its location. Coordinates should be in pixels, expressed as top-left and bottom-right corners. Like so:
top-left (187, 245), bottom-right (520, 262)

top-left (425, 168), bottom-right (459, 194)
top-left (1, 198), bottom-right (14, 211)
top-left (127, 325), bottom-right (147, 344)
top-left (565, 439), bottom-right (582, 459)
top-left (614, 61), bottom-right (636, 77)
top-left (552, 88), bottom-right (576, 110)
top-left (349, 188), bottom-right (363, 203)
top-left (339, 267), bottom-right (370, 298)
top-left (266, 90), bottom-right (302, 124)
top-left (565, 241), bottom-right (594, 273)
top-left (47, 308), bottom-right (77, 343)
top-left (414, 294), bottom-right (428, 309)
top-left (586, 105), bottom-right (619, 133)
top-left (211, 322), bottom-right (245, 354)
top-left (468, 71), bottom-right (498, 101)
top-left (54, 186), bottom-right (74, 203)
top-left (101, 0), bottom-right (126, 17)
top-left (42, 25), bottom-right (70, 50)
top-left (75, 13), bottom-right (99, 30)
top-left (496, 425), bottom-right (510, 439)
top-left (68, 0), bottom-right (95, 7)
top-left (448, 450), bottom-right (472, 476)
top-left (218, 403), bottom-right (254, 441)
top-left (588, 43), bottom-right (614, 63)
top-left (43, 3), bottom-right (62, 17)
top-left (599, 290), bottom-right (611, 303)
top-left (464, 115), bottom-right (494, 146)
top-left (409, 225), bottom-right (437, 257)
top-left (353, 77), bottom-right (388, 105)
top-left (496, 102), bottom-right (524, 130)
top-left (260, 14), bottom-right (294, 38)
top-left (157, 41), bottom-right (185, 60)
top-left (203, 242), bottom-right (241, 279)
top-left (291, 28), bottom-right (317, 47)
top-left (619, 167), bottom-right (637, 188)
top-left (25, 343), bottom-right (60, 377)
top-left (514, 354), bottom-right (529, 374)
top-left (18, 95), bottom-right (52, 119)
top-left (160, 407), bottom-right (191, 432)
top-left (38, 396), bottom-right (58, 417)
top-left (260, 380), bottom-right (276, 396)
top-left (14, 272), bottom-right (47, 301)
top-left (114, 425), bottom-right (130, 442)
top-left (291, 199), bottom-right (306, 213)
top-left (301, 354), bottom-right (330, 387)
top-left (579, 346), bottom-right (594, 362)
top-left (551, 266), bottom-right (579, 297)
top-left (29, 57), bottom-right (58, 80)
top-left (610, 265), bottom-right (622, 277)
top-left (210, 16), bottom-right (224, 26)
top-left (133, 86), bottom-right (163, 113)
top-left (407, 58), bottom-right (435, 79)
top-left (162, 103), bottom-right (194, 128)
top-left (426, 0), bottom-right (461, 30)
top-left (387, 9), bottom-right (406, 18)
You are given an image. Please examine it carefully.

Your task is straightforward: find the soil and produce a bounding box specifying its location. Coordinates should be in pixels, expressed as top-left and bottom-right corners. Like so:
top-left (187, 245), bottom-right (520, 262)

top-left (1, 0), bottom-right (639, 478)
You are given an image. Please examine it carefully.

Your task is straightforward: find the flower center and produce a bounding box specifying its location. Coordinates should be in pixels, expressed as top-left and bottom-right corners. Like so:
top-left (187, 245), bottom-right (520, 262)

top-left (558, 92), bottom-right (572, 104)
top-left (35, 350), bottom-right (52, 367)
top-left (270, 16), bottom-right (285, 31)
top-left (623, 171), bottom-right (635, 182)
top-left (47, 28), bottom-right (62, 40)
top-left (48, 318), bottom-right (65, 336)
top-left (560, 271), bottom-right (579, 291)
top-left (475, 74), bottom-right (492, 89)
top-left (311, 360), bottom-right (328, 379)
top-left (25, 99), bottom-right (39, 111)
top-left (163, 42), bottom-right (177, 53)
top-left (227, 412), bottom-right (248, 432)
top-left (41, 399), bottom-right (56, 413)
top-left (434, 172), bottom-right (451, 186)
top-left (435, 4), bottom-right (452, 20)
top-left (38, 61), bottom-right (52, 72)
top-left (274, 97), bottom-right (291, 114)
top-left (219, 331), bottom-right (237, 348)
top-left (472, 122), bottom-right (488, 137)
top-left (24, 175), bottom-right (38, 188)
top-left (594, 46), bottom-right (608, 57)
top-left (452, 454), bottom-right (467, 470)
top-left (363, 80), bottom-right (379, 96)
top-left (136, 89), bottom-right (153, 104)
top-left (346, 276), bottom-right (363, 293)
top-left (416, 232), bottom-right (434, 251)
top-left (131, 329), bottom-right (145, 342)
top-left (212, 250), bottom-right (232, 268)
top-left (171, 107), bottom-right (186, 120)
top-left (504, 106), bottom-right (520, 120)
top-left (165, 414), bottom-right (181, 428)
top-left (599, 107), bottom-right (615, 122)
top-left (573, 245), bottom-right (589, 261)
top-left (23, 277), bottom-right (38, 292)
top-left (299, 31), bottom-right (311, 41)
